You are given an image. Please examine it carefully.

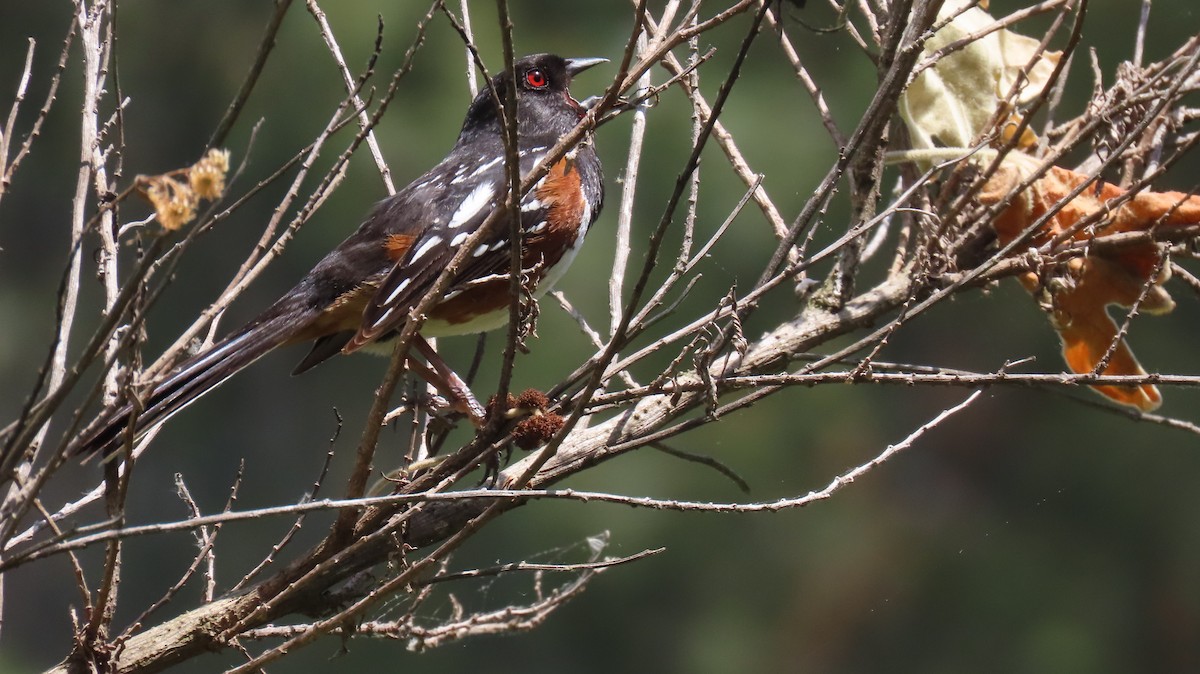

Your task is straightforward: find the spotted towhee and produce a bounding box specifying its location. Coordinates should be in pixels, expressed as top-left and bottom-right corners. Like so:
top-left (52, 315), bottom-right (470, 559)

top-left (76, 53), bottom-right (606, 458)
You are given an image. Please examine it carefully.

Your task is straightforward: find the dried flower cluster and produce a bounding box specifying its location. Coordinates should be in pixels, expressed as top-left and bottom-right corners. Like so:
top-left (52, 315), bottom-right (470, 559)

top-left (138, 148), bottom-right (230, 231)
top-left (487, 388), bottom-right (564, 449)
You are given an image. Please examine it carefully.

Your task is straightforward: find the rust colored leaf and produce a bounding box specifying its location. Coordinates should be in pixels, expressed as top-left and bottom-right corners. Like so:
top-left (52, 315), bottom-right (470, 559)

top-left (979, 155), bottom-right (1200, 410)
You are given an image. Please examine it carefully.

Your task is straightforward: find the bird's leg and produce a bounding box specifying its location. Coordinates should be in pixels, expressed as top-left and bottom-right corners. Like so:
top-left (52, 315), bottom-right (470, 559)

top-left (409, 335), bottom-right (486, 425)
top-left (402, 356), bottom-right (480, 423)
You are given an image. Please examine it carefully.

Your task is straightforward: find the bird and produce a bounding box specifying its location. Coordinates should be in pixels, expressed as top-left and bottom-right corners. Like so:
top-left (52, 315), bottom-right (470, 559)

top-left (74, 53), bottom-right (607, 459)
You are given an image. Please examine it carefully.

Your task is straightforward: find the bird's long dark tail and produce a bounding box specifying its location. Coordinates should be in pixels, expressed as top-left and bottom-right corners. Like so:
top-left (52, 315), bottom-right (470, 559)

top-left (73, 298), bottom-right (316, 459)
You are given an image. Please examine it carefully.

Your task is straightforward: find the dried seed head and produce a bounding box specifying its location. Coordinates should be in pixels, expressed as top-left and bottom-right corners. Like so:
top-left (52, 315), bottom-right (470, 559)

top-left (512, 412), bottom-right (564, 450)
top-left (189, 148), bottom-right (231, 200)
top-left (514, 388), bottom-right (549, 412)
top-left (142, 175), bottom-right (197, 231)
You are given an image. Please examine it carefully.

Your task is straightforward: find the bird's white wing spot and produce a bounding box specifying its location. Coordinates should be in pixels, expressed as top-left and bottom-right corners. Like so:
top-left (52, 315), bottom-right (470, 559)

top-left (372, 305), bottom-right (397, 328)
top-left (448, 183), bottom-right (494, 229)
top-left (382, 276), bottom-right (413, 305)
top-left (469, 156), bottom-right (503, 178)
top-left (408, 236), bottom-right (441, 263)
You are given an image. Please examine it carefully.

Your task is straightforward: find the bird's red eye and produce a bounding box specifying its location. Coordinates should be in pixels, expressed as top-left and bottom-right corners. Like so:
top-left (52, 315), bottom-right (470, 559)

top-left (525, 68), bottom-right (548, 89)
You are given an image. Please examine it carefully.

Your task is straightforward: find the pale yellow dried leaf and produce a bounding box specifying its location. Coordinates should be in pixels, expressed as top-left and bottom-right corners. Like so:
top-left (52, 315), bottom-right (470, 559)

top-left (899, 0), bottom-right (1061, 161)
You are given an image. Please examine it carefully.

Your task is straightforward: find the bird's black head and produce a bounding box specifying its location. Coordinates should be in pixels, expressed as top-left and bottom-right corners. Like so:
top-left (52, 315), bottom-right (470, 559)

top-left (458, 53), bottom-right (607, 144)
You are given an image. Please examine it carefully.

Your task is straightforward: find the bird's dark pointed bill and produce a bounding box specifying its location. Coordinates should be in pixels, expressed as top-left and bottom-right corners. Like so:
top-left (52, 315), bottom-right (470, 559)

top-left (564, 57), bottom-right (608, 76)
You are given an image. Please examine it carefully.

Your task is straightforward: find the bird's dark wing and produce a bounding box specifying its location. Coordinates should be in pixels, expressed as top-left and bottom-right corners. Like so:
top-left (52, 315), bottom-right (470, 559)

top-left (346, 148), bottom-right (560, 350)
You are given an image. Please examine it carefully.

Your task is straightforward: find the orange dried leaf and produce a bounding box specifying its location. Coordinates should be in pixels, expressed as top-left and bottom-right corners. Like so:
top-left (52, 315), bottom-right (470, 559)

top-left (985, 162), bottom-right (1200, 245)
top-left (980, 155), bottom-right (1200, 410)
top-left (1033, 259), bottom-right (1162, 411)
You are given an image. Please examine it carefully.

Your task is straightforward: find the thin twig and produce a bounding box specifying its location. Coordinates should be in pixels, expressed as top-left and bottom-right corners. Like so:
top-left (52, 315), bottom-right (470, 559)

top-left (209, 0), bottom-right (297, 148)
top-left (307, 0), bottom-right (396, 193)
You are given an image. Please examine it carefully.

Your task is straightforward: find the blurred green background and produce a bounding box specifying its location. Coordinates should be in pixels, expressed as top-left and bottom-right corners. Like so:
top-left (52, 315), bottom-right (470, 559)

top-left (2, 1), bottom-right (1200, 672)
